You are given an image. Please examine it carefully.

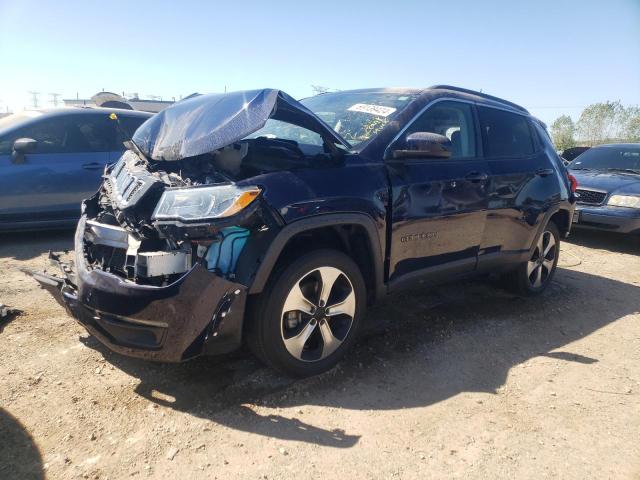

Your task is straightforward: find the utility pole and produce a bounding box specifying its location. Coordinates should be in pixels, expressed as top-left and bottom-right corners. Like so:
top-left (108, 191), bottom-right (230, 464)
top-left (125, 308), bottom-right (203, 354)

top-left (49, 92), bottom-right (61, 107)
top-left (28, 90), bottom-right (41, 108)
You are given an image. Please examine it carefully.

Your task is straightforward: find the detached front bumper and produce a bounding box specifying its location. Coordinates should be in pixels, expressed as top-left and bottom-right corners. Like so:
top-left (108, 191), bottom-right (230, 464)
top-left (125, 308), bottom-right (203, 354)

top-left (33, 216), bottom-right (247, 362)
top-left (573, 205), bottom-right (640, 234)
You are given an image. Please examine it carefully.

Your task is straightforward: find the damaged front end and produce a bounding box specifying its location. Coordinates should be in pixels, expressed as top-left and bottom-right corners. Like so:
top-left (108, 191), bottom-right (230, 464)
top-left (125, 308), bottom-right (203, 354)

top-left (32, 161), bottom-right (281, 361)
top-left (31, 88), bottom-right (348, 361)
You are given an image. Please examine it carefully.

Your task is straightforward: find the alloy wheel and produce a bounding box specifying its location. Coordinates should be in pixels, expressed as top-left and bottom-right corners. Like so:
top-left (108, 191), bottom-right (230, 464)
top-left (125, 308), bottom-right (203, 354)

top-left (527, 230), bottom-right (556, 288)
top-left (280, 266), bottom-right (356, 362)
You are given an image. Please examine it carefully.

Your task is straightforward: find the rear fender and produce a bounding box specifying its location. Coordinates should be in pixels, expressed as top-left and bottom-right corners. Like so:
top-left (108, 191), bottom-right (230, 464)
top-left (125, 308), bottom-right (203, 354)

top-left (528, 206), bottom-right (571, 256)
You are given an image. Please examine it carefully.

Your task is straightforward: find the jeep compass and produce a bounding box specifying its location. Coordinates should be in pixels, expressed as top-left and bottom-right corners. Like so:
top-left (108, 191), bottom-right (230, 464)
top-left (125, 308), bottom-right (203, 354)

top-left (33, 86), bottom-right (577, 377)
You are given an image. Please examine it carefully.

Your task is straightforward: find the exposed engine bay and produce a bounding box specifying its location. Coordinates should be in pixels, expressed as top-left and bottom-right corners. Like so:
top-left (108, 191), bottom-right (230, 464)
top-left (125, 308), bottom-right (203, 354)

top-left (77, 88), bottom-right (348, 288)
top-left (80, 137), bottom-right (317, 286)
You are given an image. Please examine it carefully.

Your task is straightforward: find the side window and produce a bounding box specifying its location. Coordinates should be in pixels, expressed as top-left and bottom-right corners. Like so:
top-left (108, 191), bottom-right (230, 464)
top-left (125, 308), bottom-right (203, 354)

top-left (478, 107), bottom-right (534, 157)
top-left (7, 119), bottom-right (68, 154)
top-left (67, 115), bottom-right (115, 152)
top-left (0, 135), bottom-right (15, 155)
top-left (0, 115), bottom-right (117, 155)
top-left (403, 101), bottom-right (477, 159)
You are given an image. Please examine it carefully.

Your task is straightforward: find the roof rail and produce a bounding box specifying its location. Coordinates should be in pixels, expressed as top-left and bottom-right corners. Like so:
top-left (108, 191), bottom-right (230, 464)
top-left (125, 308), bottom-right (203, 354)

top-left (429, 85), bottom-right (529, 114)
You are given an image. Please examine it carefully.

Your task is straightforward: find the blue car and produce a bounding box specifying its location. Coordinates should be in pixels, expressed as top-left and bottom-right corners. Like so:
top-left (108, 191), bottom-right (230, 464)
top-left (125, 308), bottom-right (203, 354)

top-left (0, 107), bottom-right (151, 231)
top-left (569, 143), bottom-right (640, 234)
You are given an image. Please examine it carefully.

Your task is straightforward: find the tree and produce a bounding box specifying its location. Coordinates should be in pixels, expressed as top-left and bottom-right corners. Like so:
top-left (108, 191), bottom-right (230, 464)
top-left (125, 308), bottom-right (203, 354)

top-left (550, 115), bottom-right (576, 151)
top-left (621, 106), bottom-right (640, 142)
top-left (576, 101), bottom-right (625, 146)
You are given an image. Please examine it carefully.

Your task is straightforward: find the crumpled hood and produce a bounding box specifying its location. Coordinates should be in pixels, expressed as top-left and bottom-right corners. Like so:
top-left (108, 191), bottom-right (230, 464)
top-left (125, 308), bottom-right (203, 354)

top-left (572, 170), bottom-right (640, 195)
top-left (132, 89), bottom-right (349, 161)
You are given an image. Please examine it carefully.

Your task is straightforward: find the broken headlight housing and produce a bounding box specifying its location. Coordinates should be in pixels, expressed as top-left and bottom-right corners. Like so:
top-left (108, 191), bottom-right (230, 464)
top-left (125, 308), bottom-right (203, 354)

top-left (152, 185), bottom-right (261, 222)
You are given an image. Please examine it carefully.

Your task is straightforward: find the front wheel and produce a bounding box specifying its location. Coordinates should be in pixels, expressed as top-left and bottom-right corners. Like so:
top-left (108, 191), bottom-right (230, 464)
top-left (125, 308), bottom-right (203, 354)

top-left (507, 221), bottom-right (560, 296)
top-left (246, 249), bottom-right (366, 377)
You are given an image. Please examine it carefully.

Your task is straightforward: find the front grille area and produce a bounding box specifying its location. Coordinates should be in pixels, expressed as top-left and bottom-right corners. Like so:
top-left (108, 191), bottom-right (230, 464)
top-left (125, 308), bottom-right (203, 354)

top-left (107, 152), bottom-right (163, 211)
top-left (576, 188), bottom-right (607, 205)
top-left (126, 181), bottom-right (144, 201)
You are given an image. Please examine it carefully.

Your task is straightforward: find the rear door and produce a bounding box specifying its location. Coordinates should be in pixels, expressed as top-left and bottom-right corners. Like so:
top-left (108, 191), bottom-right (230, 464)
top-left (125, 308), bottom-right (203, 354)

top-left (477, 106), bottom-right (557, 269)
top-left (0, 113), bottom-right (113, 223)
top-left (386, 99), bottom-right (490, 287)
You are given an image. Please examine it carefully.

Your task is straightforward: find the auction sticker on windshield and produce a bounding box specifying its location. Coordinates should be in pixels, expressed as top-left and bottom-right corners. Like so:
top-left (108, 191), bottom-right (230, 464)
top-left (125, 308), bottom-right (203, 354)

top-left (348, 103), bottom-right (397, 117)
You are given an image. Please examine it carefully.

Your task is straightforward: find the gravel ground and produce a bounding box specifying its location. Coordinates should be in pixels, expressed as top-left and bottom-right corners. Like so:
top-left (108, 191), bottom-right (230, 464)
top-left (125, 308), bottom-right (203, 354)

top-left (0, 228), bottom-right (639, 480)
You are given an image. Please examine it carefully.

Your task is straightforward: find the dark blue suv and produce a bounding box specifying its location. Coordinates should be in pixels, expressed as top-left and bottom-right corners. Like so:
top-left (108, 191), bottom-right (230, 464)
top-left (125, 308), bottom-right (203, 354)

top-left (34, 86), bottom-right (576, 377)
top-left (0, 107), bottom-right (151, 230)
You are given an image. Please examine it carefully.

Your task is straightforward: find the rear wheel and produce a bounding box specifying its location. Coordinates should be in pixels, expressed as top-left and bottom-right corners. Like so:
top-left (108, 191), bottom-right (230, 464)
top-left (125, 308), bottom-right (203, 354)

top-left (247, 249), bottom-right (366, 377)
top-left (508, 221), bottom-right (560, 295)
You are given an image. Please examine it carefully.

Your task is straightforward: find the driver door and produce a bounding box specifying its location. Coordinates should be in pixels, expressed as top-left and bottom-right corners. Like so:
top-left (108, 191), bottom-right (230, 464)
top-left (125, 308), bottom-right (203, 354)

top-left (386, 100), bottom-right (489, 288)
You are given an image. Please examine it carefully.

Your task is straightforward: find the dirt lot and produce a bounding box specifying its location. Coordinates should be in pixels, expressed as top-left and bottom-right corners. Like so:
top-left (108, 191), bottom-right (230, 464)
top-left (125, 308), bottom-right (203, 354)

top-left (1, 228), bottom-right (639, 480)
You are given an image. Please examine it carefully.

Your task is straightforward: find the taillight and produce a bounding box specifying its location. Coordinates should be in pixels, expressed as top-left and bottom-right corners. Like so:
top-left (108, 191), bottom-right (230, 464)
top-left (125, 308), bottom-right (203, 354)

top-left (567, 173), bottom-right (578, 193)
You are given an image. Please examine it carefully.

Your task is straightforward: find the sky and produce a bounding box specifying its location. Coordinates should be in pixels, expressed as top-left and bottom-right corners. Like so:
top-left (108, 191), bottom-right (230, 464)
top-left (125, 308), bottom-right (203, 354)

top-left (0, 0), bottom-right (639, 124)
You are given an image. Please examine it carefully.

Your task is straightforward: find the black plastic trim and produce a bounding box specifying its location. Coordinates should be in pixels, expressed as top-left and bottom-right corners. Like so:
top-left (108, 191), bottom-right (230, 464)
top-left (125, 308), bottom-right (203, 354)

top-left (248, 213), bottom-right (385, 300)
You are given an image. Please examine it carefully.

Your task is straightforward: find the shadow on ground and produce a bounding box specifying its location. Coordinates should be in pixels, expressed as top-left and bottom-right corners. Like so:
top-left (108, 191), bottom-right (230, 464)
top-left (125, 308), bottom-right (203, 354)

top-left (82, 263), bottom-right (640, 448)
top-left (0, 408), bottom-right (44, 480)
top-left (0, 308), bottom-right (22, 335)
top-left (566, 228), bottom-right (640, 255)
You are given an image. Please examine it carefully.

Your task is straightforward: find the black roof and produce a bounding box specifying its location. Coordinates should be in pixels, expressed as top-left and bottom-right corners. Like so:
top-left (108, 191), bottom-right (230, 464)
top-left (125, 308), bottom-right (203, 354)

top-left (306, 86), bottom-right (530, 116)
top-left (428, 85), bottom-right (529, 114)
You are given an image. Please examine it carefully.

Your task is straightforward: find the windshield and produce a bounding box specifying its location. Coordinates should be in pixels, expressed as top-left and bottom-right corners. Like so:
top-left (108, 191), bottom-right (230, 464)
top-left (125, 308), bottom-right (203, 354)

top-left (245, 119), bottom-right (324, 146)
top-left (300, 91), bottom-right (417, 147)
top-left (569, 145), bottom-right (640, 172)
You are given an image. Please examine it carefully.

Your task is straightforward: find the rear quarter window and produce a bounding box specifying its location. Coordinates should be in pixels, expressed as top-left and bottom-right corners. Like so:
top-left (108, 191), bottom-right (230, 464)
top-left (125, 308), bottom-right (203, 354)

top-left (478, 107), bottom-right (535, 157)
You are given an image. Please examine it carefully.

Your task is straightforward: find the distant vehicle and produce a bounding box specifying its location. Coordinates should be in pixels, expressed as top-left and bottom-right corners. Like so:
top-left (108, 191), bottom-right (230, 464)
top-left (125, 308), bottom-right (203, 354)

top-left (569, 143), bottom-right (640, 234)
top-left (34, 86), bottom-right (575, 377)
top-left (0, 107), bottom-right (152, 231)
top-left (561, 146), bottom-right (590, 164)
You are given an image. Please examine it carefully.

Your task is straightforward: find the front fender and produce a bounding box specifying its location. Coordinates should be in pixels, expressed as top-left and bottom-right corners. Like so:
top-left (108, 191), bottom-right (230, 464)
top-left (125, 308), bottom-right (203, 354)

top-left (247, 213), bottom-right (385, 301)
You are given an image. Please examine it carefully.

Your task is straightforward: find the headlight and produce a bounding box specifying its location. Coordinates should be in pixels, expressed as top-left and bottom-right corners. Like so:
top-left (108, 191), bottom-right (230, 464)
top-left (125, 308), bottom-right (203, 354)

top-left (607, 195), bottom-right (640, 209)
top-left (152, 185), bottom-right (261, 221)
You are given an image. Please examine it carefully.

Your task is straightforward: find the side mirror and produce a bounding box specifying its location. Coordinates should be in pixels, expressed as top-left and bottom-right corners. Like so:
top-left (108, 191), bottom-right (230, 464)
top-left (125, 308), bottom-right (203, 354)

top-left (392, 132), bottom-right (452, 160)
top-left (12, 137), bottom-right (37, 164)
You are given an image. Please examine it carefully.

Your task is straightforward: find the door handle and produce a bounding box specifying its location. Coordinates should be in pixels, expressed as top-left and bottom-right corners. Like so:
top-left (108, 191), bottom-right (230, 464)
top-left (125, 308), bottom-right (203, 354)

top-left (82, 162), bottom-right (103, 170)
top-left (536, 168), bottom-right (554, 177)
top-left (465, 171), bottom-right (488, 182)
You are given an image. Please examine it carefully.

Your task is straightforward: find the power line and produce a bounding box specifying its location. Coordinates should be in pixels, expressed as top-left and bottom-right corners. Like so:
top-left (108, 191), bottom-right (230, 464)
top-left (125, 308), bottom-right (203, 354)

top-left (49, 92), bottom-right (61, 107)
top-left (27, 90), bottom-right (41, 108)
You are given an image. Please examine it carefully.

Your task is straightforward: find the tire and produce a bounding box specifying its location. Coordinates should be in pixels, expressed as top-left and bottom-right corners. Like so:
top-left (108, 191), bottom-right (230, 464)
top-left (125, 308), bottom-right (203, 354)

top-left (246, 249), bottom-right (366, 377)
top-left (507, 221), bottom-right (561, 296)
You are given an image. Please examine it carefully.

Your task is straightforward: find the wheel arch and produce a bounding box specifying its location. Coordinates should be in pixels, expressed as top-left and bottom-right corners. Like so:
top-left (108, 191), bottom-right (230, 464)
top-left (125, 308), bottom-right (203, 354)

top-left (248, 213), bottom-right (385, 304)
top-left (528, 206), bottom-right (572, 256)
top-left (549, 208), bottom-right (571, 238)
